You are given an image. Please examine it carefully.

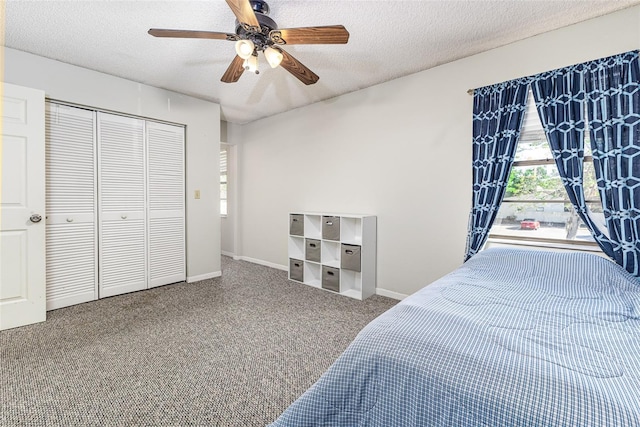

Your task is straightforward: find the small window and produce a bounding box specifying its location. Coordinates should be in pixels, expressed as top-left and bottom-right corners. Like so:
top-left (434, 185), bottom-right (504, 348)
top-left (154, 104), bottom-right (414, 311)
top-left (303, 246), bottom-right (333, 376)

top-left (220, 146), bottom-right (228, 216)
top-left (489, 89), bottom-right (603, 247)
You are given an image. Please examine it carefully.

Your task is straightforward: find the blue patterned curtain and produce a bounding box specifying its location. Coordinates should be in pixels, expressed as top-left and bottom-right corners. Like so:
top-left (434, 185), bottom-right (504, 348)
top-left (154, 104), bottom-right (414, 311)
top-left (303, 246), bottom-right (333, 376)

top-left (584, 51), bottom-right (640, 275)
top-left (464, 81), bottom-right (529, 261)
top-left (531, 66), bottom-right (615, 257)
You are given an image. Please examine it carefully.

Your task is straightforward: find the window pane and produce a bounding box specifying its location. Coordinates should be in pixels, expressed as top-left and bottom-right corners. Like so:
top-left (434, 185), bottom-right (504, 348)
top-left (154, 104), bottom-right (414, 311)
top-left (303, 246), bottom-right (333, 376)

top-left (220, 146), bottom-right (229, 217)
top-left (490, 201), bottom-right (604, 243)
top-left (515, 91), bottom-right (593, 160)
top-left (584, 135), bottom-right (593, 156)
top-left (583, 161), bottom-right (600, 202)
top-left (489, 88), bottom-right (603, 246)
top-left (517, 126), bottom-right (593, 158)
top-left (220, 148), bottom-right (228, 172)
top-left (515, 91), bottom-right (553, 161)
top-left (505, 163), bottom-right (601, 203)
top-left (504, 164), bottom-right (566, 201)
top-left (515, 132), bottom-right (553, 161)
top-left (583, 102), bottom-right (593, 157)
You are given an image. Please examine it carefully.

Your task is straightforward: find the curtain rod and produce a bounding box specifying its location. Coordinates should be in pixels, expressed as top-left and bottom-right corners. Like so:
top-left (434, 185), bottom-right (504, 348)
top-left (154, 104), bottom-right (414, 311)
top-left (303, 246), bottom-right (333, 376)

top-left (465, 50), bottom-right (638, 98)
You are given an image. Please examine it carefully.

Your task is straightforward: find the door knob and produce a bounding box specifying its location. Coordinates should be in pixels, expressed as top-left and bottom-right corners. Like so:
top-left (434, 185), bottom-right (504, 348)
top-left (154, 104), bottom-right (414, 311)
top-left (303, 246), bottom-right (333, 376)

top-left (30, 214), bottom-right (43, 223)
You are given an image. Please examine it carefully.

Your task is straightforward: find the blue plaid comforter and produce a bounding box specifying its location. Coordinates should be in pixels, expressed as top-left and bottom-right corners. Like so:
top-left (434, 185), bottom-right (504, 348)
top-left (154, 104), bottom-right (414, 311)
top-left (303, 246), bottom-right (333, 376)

top-left (270, 248), bottom-right (640, 426)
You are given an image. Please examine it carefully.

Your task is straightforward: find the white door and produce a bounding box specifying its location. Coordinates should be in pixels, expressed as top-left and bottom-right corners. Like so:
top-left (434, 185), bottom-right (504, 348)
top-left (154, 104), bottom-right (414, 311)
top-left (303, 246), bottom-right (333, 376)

top-left (45, 103), bottom-right (97, 309)
top-left (0, 83), bottom-right (46, 330)
top-left (98, 112), bottom-right (147, 298)
top-left (147, 121), bottom-right (185, 288)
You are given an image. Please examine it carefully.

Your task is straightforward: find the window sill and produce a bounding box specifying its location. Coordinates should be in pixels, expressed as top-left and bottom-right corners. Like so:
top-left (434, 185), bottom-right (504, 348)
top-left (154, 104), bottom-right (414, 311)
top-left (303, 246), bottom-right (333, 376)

top-left (487, 235), bottom-right (602, 253)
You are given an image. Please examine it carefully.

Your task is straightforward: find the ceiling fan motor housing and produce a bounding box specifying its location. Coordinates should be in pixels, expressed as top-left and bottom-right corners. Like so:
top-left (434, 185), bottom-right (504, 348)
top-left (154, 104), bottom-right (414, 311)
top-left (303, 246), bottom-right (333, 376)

top-left (250, 0), bottom-right (270, 15)
top-left (235, 0), bottom-right (277, 51)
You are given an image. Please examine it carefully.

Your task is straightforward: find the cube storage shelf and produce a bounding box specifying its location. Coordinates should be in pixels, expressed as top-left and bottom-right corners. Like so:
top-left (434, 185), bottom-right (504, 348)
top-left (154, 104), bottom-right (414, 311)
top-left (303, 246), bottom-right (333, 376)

top-left (288, 213), bottom-right (376, 300)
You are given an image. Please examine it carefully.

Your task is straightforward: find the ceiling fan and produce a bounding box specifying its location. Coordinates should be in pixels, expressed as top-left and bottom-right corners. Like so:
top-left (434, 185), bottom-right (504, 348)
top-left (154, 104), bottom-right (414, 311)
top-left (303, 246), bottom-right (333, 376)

top-left (148, 0), bottom-right (349, 85)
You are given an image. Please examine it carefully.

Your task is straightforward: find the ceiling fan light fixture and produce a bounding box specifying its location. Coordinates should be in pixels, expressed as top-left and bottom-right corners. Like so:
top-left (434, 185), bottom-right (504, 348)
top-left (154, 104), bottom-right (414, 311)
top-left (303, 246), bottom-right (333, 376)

top-left (264, 47), bottom-right (283, 68)
top-left (235, 39), bottom-right (255, 60)
top-left (244, 54), bottom-right (259, 74)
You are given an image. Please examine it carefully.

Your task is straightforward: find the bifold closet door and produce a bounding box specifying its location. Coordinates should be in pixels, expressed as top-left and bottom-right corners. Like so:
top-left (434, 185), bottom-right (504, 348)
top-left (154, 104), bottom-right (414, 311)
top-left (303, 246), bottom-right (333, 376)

top-left (98, 112), bottom-right (147, 298)
top-left (45, 103), bottom-right (97, 310)
top-left (147, 121), bottom-right (186, 288)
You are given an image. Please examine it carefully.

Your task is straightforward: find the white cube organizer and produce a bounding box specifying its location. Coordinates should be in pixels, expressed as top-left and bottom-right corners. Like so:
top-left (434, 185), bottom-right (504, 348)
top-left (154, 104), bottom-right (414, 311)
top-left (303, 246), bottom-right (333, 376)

top-left (288, 213), bottom-right (376, 300)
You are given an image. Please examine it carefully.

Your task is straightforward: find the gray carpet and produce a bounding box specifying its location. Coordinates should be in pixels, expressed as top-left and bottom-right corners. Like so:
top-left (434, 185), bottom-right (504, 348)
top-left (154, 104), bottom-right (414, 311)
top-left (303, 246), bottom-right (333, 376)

top-left (0, 257), bottom-right (397, 426)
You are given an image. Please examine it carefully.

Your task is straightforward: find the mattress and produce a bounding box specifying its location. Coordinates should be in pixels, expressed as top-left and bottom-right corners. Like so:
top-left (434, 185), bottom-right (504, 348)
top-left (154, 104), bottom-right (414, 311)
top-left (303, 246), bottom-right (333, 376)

top-left (270, 248), bottom-right (640, 426)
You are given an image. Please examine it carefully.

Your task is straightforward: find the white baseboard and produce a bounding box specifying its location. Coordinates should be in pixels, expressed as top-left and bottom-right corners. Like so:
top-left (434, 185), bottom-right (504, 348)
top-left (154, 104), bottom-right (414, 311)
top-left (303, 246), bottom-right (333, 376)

top-left (221, 251), bottom-right (235, 258)
top-left (187, 271), bottom-right (222, 283)
top-left (236, 256), bottom-right (288, 271)
top-left (376, 288), bottom-right (408, 300)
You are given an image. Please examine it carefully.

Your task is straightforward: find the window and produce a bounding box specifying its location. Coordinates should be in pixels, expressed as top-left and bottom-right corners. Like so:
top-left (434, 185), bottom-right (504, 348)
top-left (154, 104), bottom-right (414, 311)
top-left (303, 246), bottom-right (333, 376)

top-left (220, 146), bottom-right (228, 216)
top-left (489, 90), bottom-right (603, 246)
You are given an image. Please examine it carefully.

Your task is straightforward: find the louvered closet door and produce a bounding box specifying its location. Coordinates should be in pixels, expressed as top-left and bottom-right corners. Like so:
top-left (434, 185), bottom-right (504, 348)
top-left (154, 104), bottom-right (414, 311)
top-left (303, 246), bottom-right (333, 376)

top-left (98, 112), bottom-right (147, 297)
top-left (147, 121), bottom-right (185, 288)
top-left (45, 103), bottom-right (97, 310)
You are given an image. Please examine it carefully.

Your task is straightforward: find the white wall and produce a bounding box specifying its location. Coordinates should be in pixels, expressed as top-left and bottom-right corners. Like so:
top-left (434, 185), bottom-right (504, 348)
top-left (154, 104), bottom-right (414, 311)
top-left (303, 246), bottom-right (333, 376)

top-left (236, 6), bottom-right (640, 298)
top-left (3, 47), bottom-right (222, 281)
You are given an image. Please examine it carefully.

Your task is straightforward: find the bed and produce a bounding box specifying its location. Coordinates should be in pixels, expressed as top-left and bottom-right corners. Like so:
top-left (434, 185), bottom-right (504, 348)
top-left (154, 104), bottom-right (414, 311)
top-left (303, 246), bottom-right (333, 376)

top-left (270, 248), bottom-right (640, 426)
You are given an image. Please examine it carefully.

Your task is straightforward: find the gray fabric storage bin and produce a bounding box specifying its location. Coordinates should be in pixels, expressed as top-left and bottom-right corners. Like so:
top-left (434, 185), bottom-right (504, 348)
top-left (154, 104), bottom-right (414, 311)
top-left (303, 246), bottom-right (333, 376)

top-left (305, 239), bottom-right (321, 262)
top-left (322, 266), bottom-right (340, 292)
top-left (341, 244), bottom-right (362, 272)
top-left (289, 214), bottom-right (304, 236)
top-left (289, 258), bottom-right (304, 282)
top-left (322, 216), bottom-right (340, 241)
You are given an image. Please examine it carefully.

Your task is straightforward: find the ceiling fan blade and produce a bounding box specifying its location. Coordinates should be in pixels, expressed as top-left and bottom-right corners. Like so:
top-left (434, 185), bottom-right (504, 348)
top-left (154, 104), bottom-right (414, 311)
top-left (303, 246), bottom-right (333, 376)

top-left (270, 25), bottom-right (349, 45)
top-left (225, 0), bottom-right (259, 27)
top-left (221, 55), bottom-right (246, 83)
top-left (148, 28), bottom-right (238, 41)
top-left (279, 49), bottom-right (319, 85)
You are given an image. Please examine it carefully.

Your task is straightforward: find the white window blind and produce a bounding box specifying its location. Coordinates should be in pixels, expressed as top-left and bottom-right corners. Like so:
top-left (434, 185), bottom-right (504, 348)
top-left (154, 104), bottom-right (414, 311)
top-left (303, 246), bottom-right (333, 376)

top-left (220, 146), bottom-right (228, 216)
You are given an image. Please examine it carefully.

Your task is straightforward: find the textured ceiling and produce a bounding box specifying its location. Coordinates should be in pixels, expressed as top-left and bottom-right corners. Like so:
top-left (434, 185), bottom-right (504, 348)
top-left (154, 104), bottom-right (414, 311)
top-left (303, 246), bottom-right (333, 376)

top-left (4, 1), bottom-right (640, 124)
